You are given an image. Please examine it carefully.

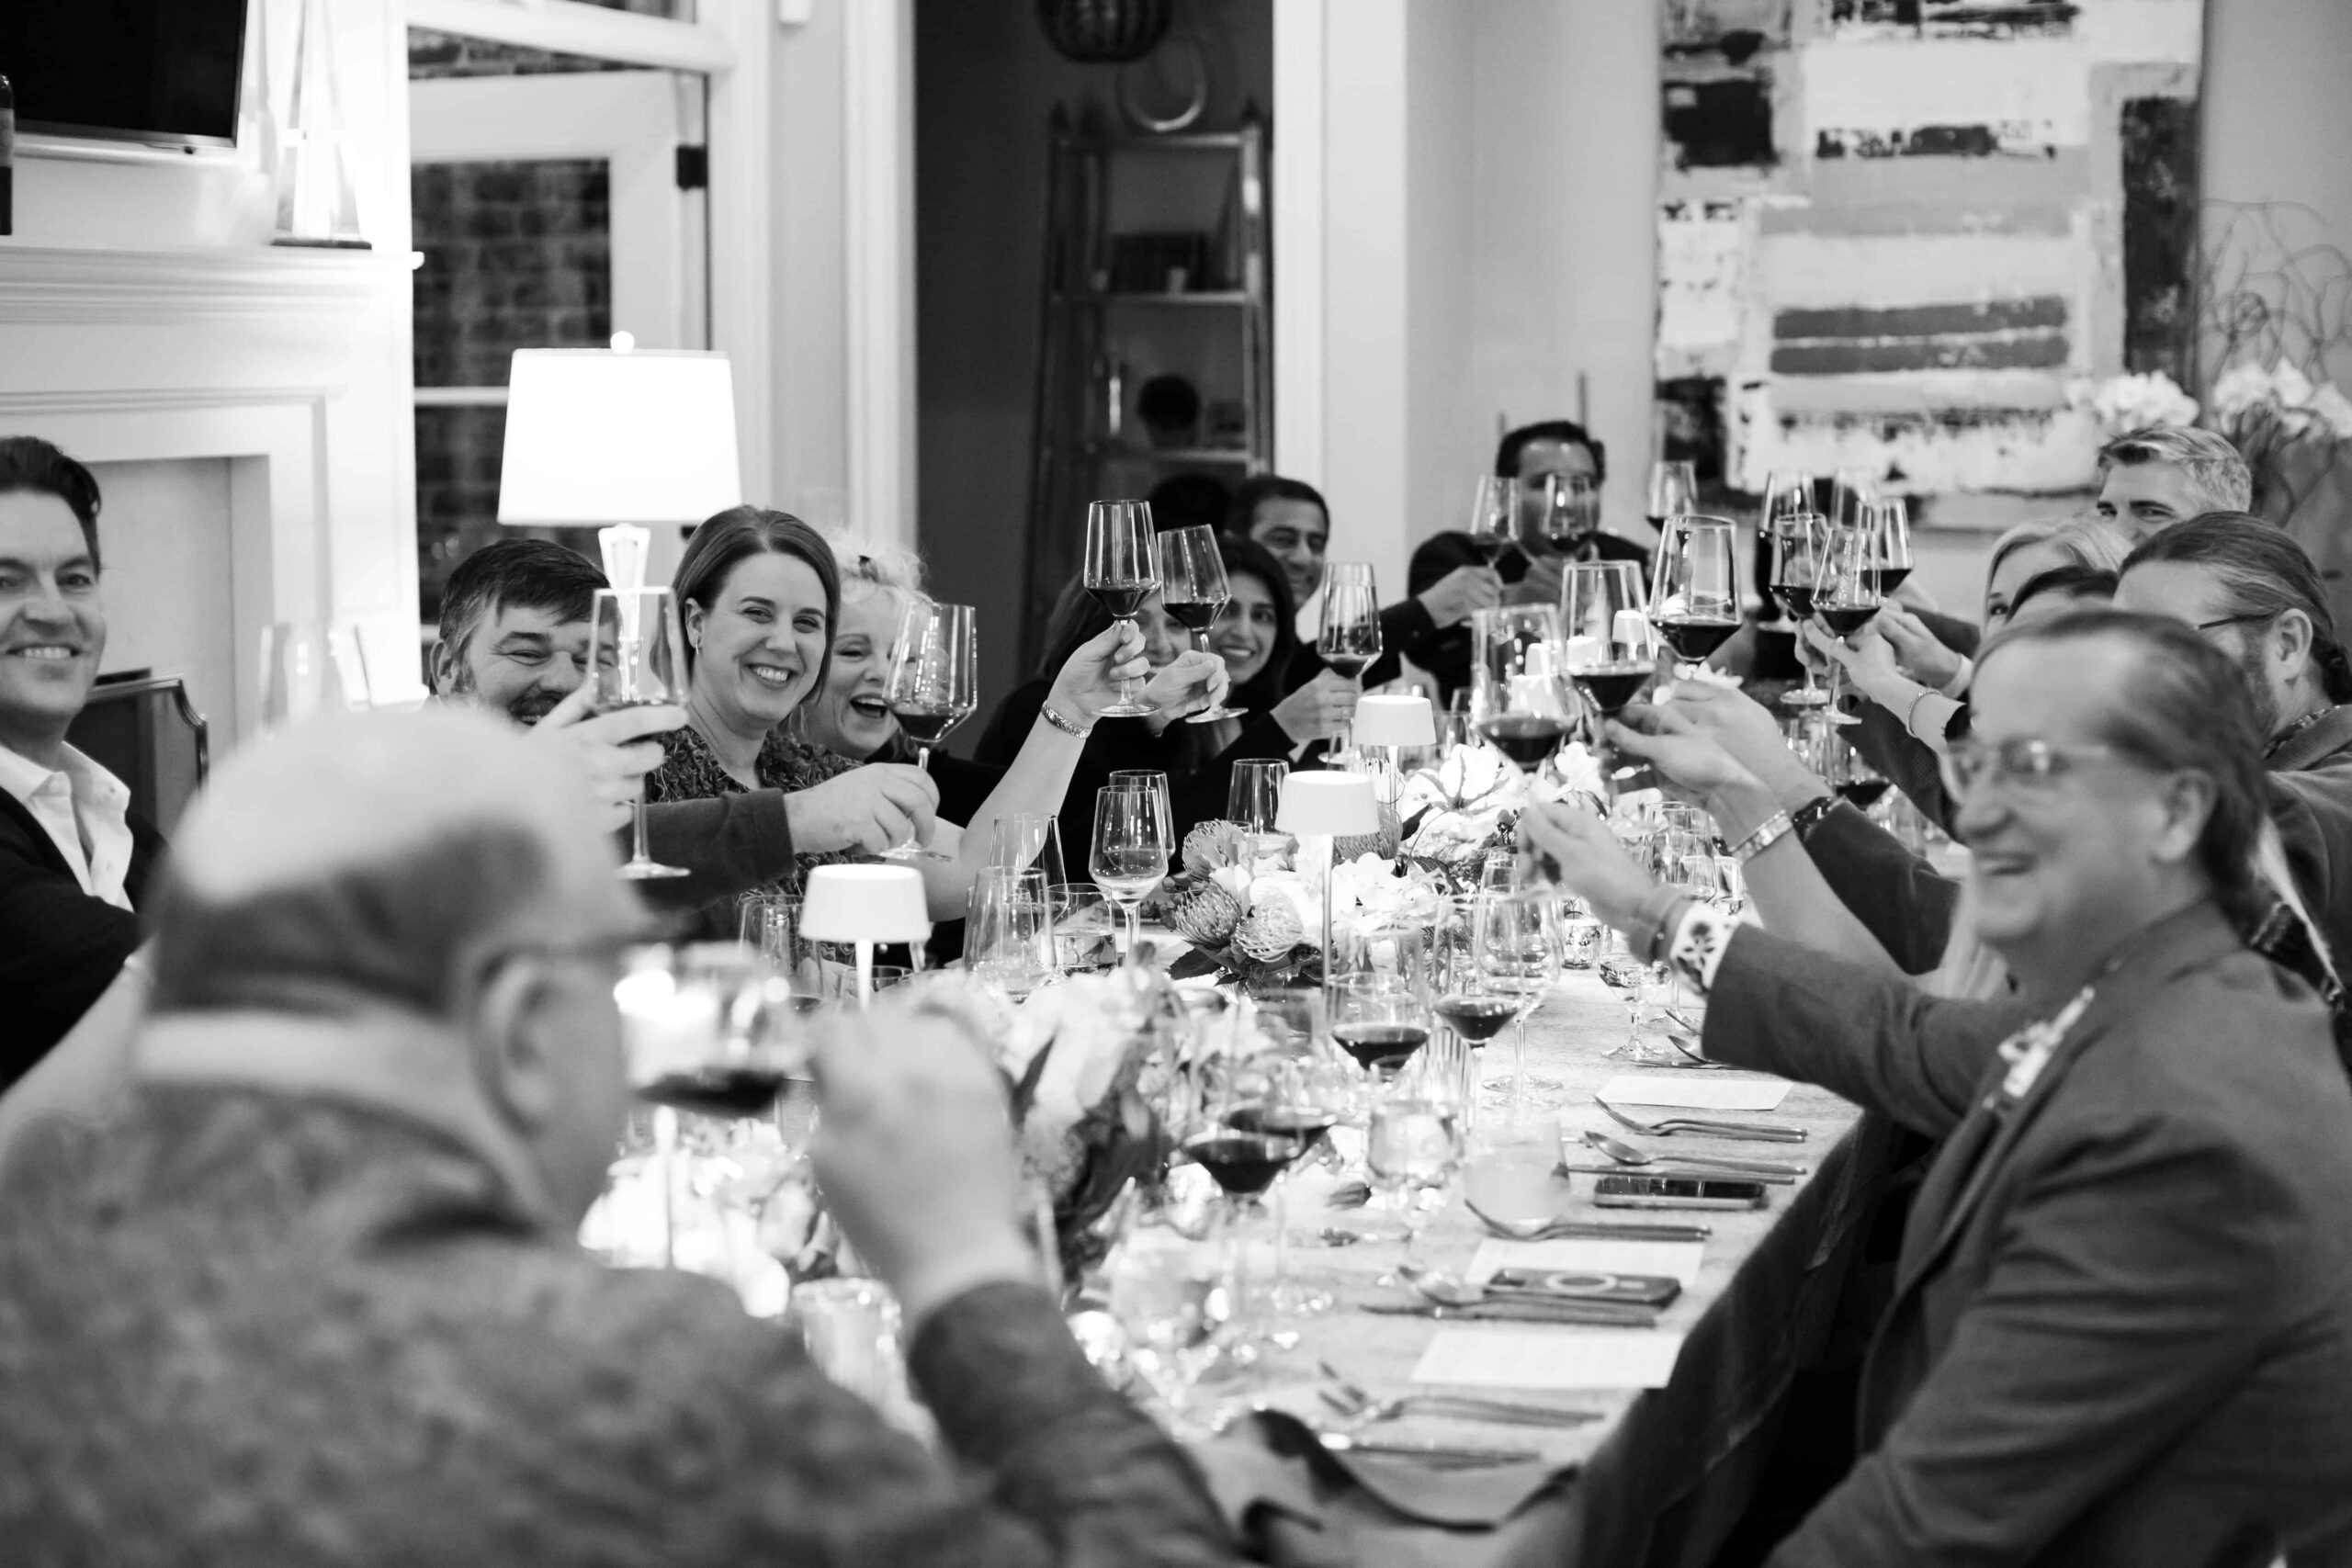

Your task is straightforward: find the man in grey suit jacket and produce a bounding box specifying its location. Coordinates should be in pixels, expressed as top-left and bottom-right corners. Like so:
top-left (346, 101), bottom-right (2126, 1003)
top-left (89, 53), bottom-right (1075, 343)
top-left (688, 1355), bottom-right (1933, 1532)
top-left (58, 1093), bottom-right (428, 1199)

top-left (1530, 608), bottom-right (2352, 1563)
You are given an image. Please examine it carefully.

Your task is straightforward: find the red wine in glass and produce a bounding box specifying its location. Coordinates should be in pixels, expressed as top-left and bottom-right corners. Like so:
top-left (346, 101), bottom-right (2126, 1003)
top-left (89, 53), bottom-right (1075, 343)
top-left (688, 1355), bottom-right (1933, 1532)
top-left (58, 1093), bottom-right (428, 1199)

top-left (1572, 664), bottom-right (1653, 716)
top-left (1474, 537), bottom-right (1511, 567)
top-left (1654, 615), bottom-right (1741, 663)
top-left (1161, 597), bottom-right (1220, 633)
top-left (1871, 565), bottom-right (1913, 595)
top-left (1477, 714), bottom-right (1569, 767)
top-left (1434, 993), bottom-right (1517, 1043)
top-left (1772, 581), bottom-right (1817, 621)
top-left (1322, 652), bottom-right (1373, 681)
top-left (1837, 778), bottom-right (1891, 810)
top-left (638, 1065), bottom-right (790, 1119)
top-left (1815, 603), bottom-right (1878, 638)
top-left (1331, 1021), bottom-right (1432, 1071)
top-left (889, 700), bottom-right (965, 745)
top-left (1088, 581), bottom-right (1153, 619)
top-left (1227, 1106), bottom-right (1336, 1152)
top-left (1184, 1133), bottom-right (1304, 1196)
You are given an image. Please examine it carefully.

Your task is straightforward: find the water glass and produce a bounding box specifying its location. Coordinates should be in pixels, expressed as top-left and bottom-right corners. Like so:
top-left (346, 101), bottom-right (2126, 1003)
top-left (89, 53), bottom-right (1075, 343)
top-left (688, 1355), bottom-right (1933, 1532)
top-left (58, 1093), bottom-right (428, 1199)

top-left (1048, 883), bottom-right (1120, 974)
top-left (1227, 759), bottom-right (1290, 856)
top-left (1462, 1109), bottom-right (1571, 1226)
top-left (967, 867), bottom-right (1053, 999)
top-left (989, 811), bottom-right (1069, 886)
top-left (1366, 1092), bottom-right (1463, 1266)
top-left (793, 1279), bottom-right (923, 1430)
top-left (1557, 895), bottom-right (1603, 970)
top-left (258, 620), bottom-right (372, 729)
top-left (1106, 1224), bottom-right (1226, 1438)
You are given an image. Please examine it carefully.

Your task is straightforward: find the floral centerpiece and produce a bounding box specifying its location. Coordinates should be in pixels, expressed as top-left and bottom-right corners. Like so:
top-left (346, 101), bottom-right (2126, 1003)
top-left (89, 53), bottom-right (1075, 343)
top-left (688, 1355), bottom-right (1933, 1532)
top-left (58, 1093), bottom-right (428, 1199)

top-left (1391, 741), bottom-right (1600, 893)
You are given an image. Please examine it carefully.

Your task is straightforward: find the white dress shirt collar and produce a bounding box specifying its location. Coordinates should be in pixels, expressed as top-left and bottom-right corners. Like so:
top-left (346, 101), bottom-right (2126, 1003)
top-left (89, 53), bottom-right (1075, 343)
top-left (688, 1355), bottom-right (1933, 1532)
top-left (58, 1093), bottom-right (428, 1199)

top-left (0, 739), bottom-right (136, 911)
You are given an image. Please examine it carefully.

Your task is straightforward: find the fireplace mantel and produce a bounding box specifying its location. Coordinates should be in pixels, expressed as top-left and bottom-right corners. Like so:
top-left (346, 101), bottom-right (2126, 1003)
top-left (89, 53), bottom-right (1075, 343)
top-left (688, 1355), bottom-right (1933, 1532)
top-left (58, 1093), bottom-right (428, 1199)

top-left (0, 243), bottom-right (409, 325)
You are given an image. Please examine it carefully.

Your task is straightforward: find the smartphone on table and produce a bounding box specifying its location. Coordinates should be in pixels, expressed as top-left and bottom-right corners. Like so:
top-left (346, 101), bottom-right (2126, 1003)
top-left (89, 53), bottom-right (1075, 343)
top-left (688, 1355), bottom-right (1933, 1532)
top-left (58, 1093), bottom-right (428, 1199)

top-left (1591, 1175), bottom-right (1768, 1212)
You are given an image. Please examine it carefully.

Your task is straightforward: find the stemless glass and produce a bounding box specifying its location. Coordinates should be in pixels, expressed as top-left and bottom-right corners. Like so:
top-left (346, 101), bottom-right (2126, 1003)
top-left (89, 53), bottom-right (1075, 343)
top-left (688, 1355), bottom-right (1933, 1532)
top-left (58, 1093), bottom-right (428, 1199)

top-left (880, 600), bottom-right (976, 862)
top-left (967, 867), bottom-right (1054, 1000)
top-left (1462, 1106), bottom-right (1569, 1227)
top-left (1106, 1224), bottom-right (1224, 1438)
top-left (1770, 509), bottom-right (1834, 711)
top-left (1366, 1088), bottom-right (1464, 1268)
top-left (258, 621), bottom-right (373, 729)
top-left (1090, 784), bottom-right (1172, 964)
top-left (1560, 560), bottom-right (1655, 721)
top-left (1645, 459), bottom-right (1699, 533)
top-left (1226, 759), bottom-right (1290, 857)
top-left (1156, 524), bottom-right (1248, 723)
top-left (1813, 515), bottom-right (1882, 728)
top-left (1083, 499), bottom-right (1160, 716)
top-left (1048, 883), bottom-right (1119, 975)
top-left (1467, 605), bottom-right (1575, 777)
top-left (588, 588), bottom-right (690, 880)
top-left (1540, 473), bottom-right (1602, 554)
top-left (1466, 477), bottom-right (1521, 566)
top-left (1867, 496), bottom-right (1914, 596)
top-left (1650, 516), bottom-right (1741, 680)
top-left (1473, 886), bottom-right (1562, 1108)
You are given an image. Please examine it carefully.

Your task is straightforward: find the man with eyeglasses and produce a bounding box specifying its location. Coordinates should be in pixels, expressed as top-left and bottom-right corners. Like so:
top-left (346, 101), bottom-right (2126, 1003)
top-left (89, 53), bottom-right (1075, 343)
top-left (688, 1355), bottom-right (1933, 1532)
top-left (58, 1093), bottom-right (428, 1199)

top-left (0, 709), bottom-right (1235, 1565)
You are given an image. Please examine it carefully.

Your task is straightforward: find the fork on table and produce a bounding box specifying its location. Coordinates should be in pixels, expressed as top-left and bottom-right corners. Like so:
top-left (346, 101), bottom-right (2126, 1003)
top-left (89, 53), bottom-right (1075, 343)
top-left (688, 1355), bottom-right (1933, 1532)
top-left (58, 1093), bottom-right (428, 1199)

top-left (1596, 1098), bottom-right (1807, 1144)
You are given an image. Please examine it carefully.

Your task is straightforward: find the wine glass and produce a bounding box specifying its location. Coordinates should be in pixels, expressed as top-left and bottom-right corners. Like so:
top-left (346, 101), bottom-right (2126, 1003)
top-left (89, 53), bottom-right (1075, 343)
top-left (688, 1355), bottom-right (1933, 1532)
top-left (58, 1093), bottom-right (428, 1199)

top-left (1596, 927), bottom-right (1674, 1065)
top-left (1107, 769), bottom-right (1176, 871)
top-left (1770, 509), bottom-right (1834, 711)
top-left (1466, 604), bottom-right (1575, 780)
top-left (1083, 500), bottom-right (1159, 716)
top-left (1867, 496), bottom-right (1914, 597)
top-left (589, 587), bottom-right (690, 880)
top-left (967, 867), bottom-right (1053, 1000)
top-left (1226, 759), bottom-right (1289, 858)
top-left (258, 621), bottom-right (373, 729)
top-left (1466, 477), bottom-right (1521, 566)
top-left (1367, 1084), bottom-right (1464, 1269)
top-left (1829, 468), bottom-right (1875, 537)
top-left (1645, 459), bottom-right (1698, 533)
top-left (1560, 560), bottom-right (1655, 719)
top-left (1813, 515), bottom-right (1881, 728)
top-left (1089, 784), bottom-right (1172, 964)
top-left (1156, 524), bottom-right (1248, 723)
top-left (1105, 1224), bottom-right (1224, 1438)
top-left (1539, 473), bottom-right (1601, 554)
top-left (1649, 515), bottom-right (1740, 680)
top-left (1329, 972), bottom-right (1432, 1087)
top-left (1473, 886), bottom-right (1562, 1108)
top-left (989, 811), bottom-right (1068, 886)
top-left (879, 600), bottom-right (976, 862)
top-left (1318, 562), bottom-right (1382, 757)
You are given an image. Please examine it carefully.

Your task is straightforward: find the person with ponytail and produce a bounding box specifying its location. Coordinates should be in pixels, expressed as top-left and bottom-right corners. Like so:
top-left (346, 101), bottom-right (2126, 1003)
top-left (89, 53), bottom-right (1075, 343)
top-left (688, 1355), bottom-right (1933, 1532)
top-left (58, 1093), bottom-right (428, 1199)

top-left (1524, 608), bottom-right (2352, 1562)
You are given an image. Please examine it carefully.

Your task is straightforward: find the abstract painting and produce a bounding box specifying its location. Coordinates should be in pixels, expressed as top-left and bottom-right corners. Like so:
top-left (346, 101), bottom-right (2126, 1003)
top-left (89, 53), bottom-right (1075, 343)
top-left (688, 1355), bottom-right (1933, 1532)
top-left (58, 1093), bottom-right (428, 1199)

top-left (1655, 0), bottom-right (2205, 525)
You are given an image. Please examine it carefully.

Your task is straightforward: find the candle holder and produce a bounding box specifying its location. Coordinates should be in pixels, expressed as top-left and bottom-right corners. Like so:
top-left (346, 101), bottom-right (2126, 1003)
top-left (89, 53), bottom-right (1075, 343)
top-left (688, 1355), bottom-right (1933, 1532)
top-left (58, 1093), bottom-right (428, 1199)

top-left (800, 865), bottom-right (933, 1008)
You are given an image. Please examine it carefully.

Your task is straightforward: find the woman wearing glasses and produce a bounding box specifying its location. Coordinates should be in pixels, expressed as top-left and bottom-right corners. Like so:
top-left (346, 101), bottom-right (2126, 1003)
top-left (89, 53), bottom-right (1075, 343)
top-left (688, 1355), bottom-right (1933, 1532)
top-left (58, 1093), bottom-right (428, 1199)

top-left (1524, 609), bottom-right (2352, 1562)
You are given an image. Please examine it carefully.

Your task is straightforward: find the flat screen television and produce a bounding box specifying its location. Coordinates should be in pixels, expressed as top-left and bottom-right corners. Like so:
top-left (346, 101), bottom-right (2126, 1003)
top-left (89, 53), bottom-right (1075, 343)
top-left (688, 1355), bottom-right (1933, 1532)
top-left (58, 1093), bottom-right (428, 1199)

top-left (0, 0), bottom-right (248, 152)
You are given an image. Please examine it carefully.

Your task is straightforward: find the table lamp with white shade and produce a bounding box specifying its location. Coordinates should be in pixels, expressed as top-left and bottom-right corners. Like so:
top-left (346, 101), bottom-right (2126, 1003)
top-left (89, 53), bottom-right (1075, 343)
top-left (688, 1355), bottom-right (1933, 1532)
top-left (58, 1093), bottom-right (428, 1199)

top-left (1351, 694), bottom-right (1436, 805)
top-left (799, 864), bottom-right (933, 1007)
top-left (1275, 772), bottom-right (1379, 994)
top-left (497, 342), bottom-right (745, 593)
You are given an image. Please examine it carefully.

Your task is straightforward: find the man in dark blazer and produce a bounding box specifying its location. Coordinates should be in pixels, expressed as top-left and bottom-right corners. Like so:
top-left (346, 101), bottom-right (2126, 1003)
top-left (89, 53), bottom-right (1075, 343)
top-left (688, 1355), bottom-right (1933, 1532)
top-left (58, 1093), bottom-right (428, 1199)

top-left (0, 438), bottom-right (162, 1083)
top-left (1533, 610), bottom-right (2352, 1562)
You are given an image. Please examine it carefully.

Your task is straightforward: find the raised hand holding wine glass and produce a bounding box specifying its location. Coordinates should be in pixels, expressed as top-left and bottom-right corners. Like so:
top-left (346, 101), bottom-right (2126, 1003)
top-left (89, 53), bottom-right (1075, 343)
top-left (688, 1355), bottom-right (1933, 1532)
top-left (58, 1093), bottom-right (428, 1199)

top-left (1317, 561), bottom-right (1383, 757)
top-left (1811, 514), bottom-right (1882, 728)
top-left (1769, 506), bottom-right (1834, 710)
top-left (1867, 495), bottom-right (1914, 596)
top-left (1155, 524), bottom-right (1248, 723)
top-left (877, 600), bottom-right (976, 862)
top-left (1649, 515), bottom-right (1741, 681)
top-left (1561, 560), bottom-right (1656, 719)
top-left (1466, 477), bottom-right (1521, 567)
top-left (588, 587), bottom-right (691, 880)
top-left (1083, 500), bottom-right (1160, 717)
top-left (1090, 784), bottom-right (1172, 966)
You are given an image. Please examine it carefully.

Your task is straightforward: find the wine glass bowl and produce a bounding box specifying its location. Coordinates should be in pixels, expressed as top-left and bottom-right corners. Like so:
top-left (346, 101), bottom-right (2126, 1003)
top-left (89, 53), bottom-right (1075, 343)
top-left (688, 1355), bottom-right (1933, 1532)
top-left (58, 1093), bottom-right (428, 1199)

top-left (1811, 515), bottom-right (1882, 728)
top-left (1645, 459), bottom-right (1699, 534)
top-left (879, 600), bottom-right (977, 862)
top-left (1649, 516), bottom-right (1741, 680)
top-left (1089, 784), bottom-right (1173, 964)
top-left (1466, 477), bottom-right (1521, 567)
top-left (1467, 605), bottom-right (1576, 774)
top-left (1769, 509), bottom-right (1834, 711)
top-left (1083, 500), bottom-right (1161, 717)
top-left (1540, 473), bottom-right (1601, 554)
top-left (1560, 561), bottom-right (1656, 718)
top-left (1329, 973), bottom-right (1433, 1082)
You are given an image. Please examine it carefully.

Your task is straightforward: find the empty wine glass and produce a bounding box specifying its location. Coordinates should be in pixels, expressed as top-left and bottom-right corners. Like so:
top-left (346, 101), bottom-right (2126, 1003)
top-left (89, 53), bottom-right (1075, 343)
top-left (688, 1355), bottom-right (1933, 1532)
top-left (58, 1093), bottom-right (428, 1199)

top-left (1083, 500), bottom-right (1159, 716)
top-left (1090, 784), bottom-right (1172, 964)
top-left (1645, 459), bottom-right (1699, 533)
top-left (1226, 759), bottom-right (1289, 858)
top-left (1467, 604), bottom-right (1574, 777)
top-left (880, 600), bottom-right (976, 862)
top-left (967, 867), bottom-right (1053, 1000)
top-left (1473, 886), bottom-right (1562, 1108)
top-left (1596, 927), bottom-right (1672, 1064)
top-left (1540, 472), bottom-right (1601, 554)
top-left (1649, 515), bottom-right (1740, 680)
top-left (1156, 524), bottom-right (1248, 723)
top-left (1466, 477), bottom-right (1521, 567)
top-left (1106, 1224), bottom-right (1224, 1438)
top-left (589, 588), bottom-right (690, 880)
top-left (1367, 1087), bottom-right (1464, 1269)
top-left (1107, 769), bottom-right (1176, 868)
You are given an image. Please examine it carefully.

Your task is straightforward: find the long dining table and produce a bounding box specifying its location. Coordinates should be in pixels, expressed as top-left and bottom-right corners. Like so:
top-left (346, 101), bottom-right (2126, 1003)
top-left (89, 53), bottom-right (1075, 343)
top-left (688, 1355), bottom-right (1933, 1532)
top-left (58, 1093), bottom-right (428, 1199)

top-left (1205, 957), bottom-right (1871, 1564)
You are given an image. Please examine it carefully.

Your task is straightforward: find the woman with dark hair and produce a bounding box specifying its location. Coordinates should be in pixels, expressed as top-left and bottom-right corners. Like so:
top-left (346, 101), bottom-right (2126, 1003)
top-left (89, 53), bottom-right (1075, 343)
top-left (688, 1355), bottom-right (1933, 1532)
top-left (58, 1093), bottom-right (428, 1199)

top-left (1526, 607), bottom-right (2352, 1562)
top-left (646, 507), bottom-right (1214, 919)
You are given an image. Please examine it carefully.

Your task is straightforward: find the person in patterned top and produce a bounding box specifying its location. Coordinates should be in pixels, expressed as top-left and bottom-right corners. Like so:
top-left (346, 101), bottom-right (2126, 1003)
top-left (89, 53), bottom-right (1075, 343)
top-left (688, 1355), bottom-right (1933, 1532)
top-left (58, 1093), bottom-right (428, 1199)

top-left (647, 507), bottom-right (1228, 922)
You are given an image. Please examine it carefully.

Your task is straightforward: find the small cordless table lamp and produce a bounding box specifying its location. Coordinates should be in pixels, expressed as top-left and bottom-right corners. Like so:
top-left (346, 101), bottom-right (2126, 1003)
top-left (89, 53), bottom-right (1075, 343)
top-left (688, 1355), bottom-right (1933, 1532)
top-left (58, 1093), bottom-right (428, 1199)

top-left (800, 864), bottom-right (933, 1008)
top-left (1351, 694), bottom-right (1436, 804)
top-left (1275, 773), bottom-right (1380, 998)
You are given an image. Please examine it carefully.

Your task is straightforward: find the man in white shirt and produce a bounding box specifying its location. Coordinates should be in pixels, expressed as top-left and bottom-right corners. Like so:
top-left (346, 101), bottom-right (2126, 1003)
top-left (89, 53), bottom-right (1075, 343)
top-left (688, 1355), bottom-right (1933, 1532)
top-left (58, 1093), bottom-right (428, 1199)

top-left (0, 437), bottom-right (160, 1079)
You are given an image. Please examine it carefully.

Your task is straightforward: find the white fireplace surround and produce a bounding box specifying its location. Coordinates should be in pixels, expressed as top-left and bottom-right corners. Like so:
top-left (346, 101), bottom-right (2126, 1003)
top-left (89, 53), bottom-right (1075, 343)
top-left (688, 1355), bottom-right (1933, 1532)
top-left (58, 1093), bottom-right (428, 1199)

top-left (0, 242), bottom-right (420, 739)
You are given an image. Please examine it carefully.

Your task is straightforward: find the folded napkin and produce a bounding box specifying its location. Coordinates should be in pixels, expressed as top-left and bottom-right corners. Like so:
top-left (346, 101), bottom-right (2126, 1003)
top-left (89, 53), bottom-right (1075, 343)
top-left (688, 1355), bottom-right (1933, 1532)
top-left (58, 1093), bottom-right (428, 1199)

top-left (1189, 1410), bottom-right (1583, 1568)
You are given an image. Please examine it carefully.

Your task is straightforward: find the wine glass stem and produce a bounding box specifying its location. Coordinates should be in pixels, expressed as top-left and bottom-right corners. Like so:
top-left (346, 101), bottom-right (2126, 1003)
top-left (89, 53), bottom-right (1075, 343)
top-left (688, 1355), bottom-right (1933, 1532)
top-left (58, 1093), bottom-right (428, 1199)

top-left (1513, 1018), bottom-right (1530, 1109)
top-left (1121, 615), bottom-right (1143, 705)
top-left (916, 744), bottom-right (933, 773)
top-left (631, 795), bottom-right (655, 867)
top-left (1124, 901), bottom-right (1142, 964)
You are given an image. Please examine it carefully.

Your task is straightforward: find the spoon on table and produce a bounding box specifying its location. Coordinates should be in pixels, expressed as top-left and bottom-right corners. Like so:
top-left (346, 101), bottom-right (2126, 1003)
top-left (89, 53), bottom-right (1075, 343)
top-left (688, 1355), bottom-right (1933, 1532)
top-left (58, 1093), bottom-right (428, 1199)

top-left (1465, 1200), bottom-right (1710, 1243)
top-left (1582, 1129), bottom-right (1806, 1179)
top-left (1386, 1265), bottom-right (1660, 1326)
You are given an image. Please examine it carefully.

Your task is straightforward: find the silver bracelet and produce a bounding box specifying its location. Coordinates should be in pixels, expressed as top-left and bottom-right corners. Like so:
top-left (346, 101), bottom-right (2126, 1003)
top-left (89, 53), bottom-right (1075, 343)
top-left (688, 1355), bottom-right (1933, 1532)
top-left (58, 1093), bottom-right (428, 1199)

top-left (1729, 810), bottom-right (1794, 864)
top-left (1904, 687), bottom-right (1937, 738)
top-left (1040, 702), bottom-right (1093, 739)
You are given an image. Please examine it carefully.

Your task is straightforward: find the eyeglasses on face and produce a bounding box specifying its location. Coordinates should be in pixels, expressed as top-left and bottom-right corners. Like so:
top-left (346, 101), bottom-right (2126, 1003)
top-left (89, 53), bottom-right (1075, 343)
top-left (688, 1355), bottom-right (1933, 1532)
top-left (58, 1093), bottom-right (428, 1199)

top-left (1939, 737), bottom-right (2125, 796)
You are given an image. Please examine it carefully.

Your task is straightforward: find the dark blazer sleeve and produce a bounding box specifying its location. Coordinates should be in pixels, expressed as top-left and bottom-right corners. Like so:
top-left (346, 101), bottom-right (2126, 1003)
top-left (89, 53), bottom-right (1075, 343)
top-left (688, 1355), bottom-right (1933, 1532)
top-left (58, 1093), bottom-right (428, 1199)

top-left (639, 792), bottom-right (797, 912)
top-left (1912, 606), bottom-right (1981, 659)
top-left (1701, 925), bottom-right (2025, 1138)
top-left (974, 681), bottom-right (1050, 770)
top-left (924, 753), bottom-right (1004, 829)
top-left (0, 799), bottom-right (144, 1084)
top-left (1845, 697), bottom-right (1959, 836)
top-left (1798, 800), bottom-right (1963, 975)
top-left (1771, 1109), bottom-right (2297, 1566)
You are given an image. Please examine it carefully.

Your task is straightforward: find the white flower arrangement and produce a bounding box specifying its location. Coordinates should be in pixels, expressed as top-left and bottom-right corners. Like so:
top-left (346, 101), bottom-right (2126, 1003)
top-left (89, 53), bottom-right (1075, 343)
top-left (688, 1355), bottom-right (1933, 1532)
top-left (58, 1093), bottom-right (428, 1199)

top-left (2066, 369), bottom-right (2201, 434)
top-left (2208, 358), bottom-right (2352, 444)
